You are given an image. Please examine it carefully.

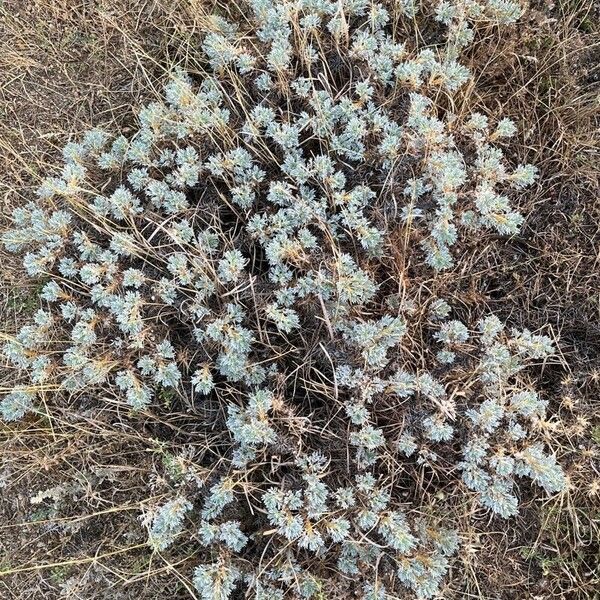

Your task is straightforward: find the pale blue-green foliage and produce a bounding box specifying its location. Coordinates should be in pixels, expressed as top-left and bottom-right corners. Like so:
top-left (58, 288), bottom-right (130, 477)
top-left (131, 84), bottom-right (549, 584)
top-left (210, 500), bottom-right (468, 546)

top-left (202, 304), bottom-right (262, 385)
top-left (479, 478), bottom-right (519, 518)
top-left (193, 559), bottom-right (241, 600)
top-left (459, 323), bottom-right (564, 517)
top-left (435, 319), bottom-right (469, 345)
top-left (429, 298), bottom-right (452, 320)
top-left (148, 497), bottom-right (192, 551)
top-left (260, 462), bottom-right (459, 596)
top-left (341, 315), bottom-right (406, 368)
top-left (202, 20), bottom-right (257, 75)
top-left (396, 432), bottom-right (418, 457)
top-left (515, 445), bottom-right (566, 493)
top-left (191, 365), bottom-right (214, 395)
top-left (122, 268), bottom-right (145, 288)
top-left (396, 552), bottom-right (452, 599)
top-left (263, 488), bottom-right (305, 542)
top-left (265, 303), bottom-right (300, 333)
top-left (423, 414), bottom-right (454, 442)
top-left (41, 280), bottom-right (61, 302)
top-left (2, 204), bottom-right (72, 276)
top-left (0, 0), bottom-right (563, 598)
top-left (0, 388), bottom-right (35, 421)
top-left (227, 389), bottom-right (277, 466)
top-left (198, 519), bottom-right (248, 552)
top-left (217, 250), bottom-right (247, 283)
top-left (437, 349), bottom-right (457, 364)
top-left (510, 390), bottom-right (547, 417)
top-left (350, 424), bottom-right (386, 466)
top-left (467, 398), bottom-right (505, 433)
top-left (378, 511), bottom-right (417, 552)
top-left (362, 582), bottom-right (388, 600)
top-left (135, 341), bottom-right (182, 388)
top-left (115, 370), bottom-right (153, 409)
top-left (201, 477), bottom-right (235, 521)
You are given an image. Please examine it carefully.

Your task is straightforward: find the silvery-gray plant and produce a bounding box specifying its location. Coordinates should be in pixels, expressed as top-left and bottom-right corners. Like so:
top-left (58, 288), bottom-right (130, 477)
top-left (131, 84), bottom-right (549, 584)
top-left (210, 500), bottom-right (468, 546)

top-left (2, 1), bottom-right (564, 598)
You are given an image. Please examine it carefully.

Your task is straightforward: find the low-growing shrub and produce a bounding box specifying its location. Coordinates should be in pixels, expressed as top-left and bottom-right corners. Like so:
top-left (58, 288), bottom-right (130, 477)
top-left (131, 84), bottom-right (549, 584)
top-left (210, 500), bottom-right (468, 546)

top-left (2, 0), bottom-right (566, 597)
